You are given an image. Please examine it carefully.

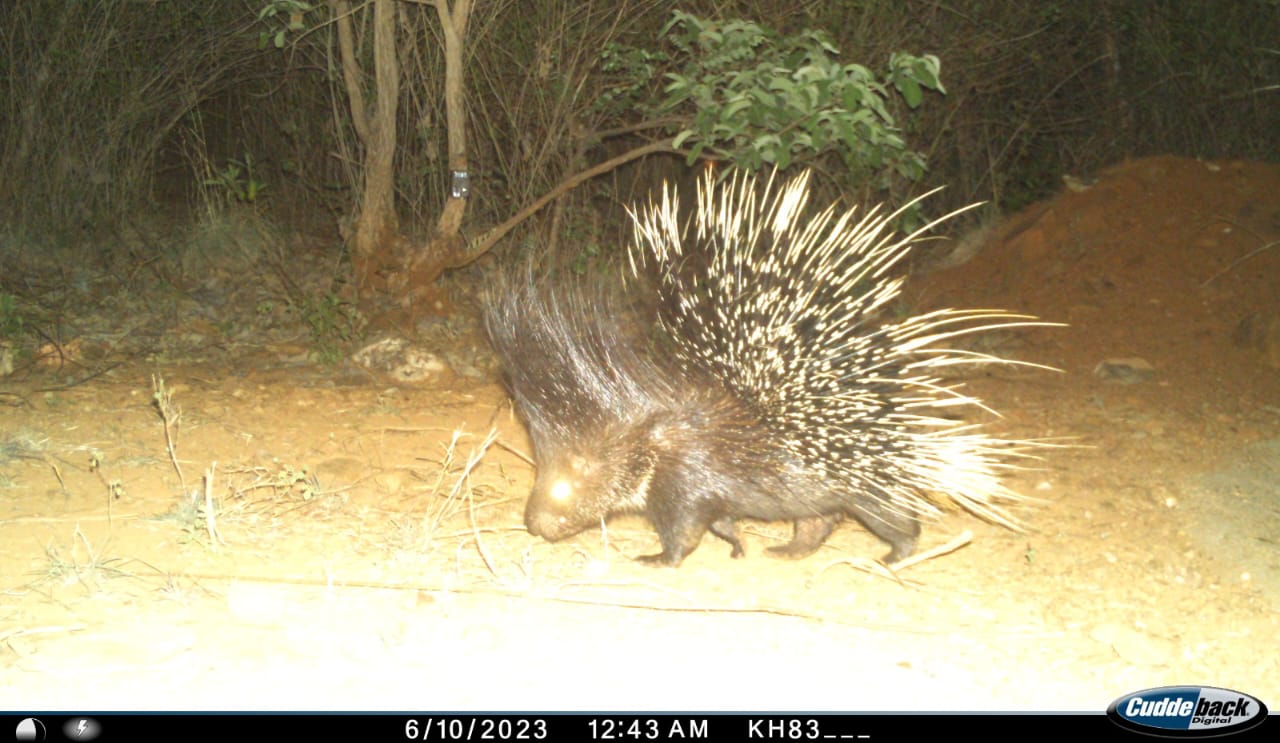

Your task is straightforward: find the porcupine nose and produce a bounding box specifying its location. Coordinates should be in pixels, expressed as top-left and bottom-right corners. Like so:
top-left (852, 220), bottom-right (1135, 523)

top-left (524, 500), bottom-right (573, 540)
top-left (524, 473), bottom-right (582, 540)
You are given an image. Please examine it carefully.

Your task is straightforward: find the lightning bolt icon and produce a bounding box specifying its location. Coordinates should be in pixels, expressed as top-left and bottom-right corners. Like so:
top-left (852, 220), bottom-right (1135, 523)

top-left (77, 719), bottom-right (87, 737)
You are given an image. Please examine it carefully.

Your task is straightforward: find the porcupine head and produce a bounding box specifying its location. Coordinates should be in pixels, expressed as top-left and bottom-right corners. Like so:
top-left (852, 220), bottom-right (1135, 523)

top-left (522, 414), bottom-right (662, 544)
top-left (485, 279), bottom-right (678, 546)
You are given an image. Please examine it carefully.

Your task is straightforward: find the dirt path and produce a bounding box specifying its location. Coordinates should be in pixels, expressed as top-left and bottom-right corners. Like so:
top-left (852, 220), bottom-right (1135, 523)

top-left (2, 155), bottom-right (1277, 711)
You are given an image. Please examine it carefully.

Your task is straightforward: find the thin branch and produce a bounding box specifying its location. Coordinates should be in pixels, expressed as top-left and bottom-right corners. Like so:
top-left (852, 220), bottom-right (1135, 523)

top-left (450, 137), bottom-right (678, 268)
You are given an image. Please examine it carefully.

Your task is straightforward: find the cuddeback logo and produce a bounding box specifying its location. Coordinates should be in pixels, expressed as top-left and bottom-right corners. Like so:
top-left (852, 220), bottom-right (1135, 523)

top-left (1108, 686), bottom-right (1268, 737)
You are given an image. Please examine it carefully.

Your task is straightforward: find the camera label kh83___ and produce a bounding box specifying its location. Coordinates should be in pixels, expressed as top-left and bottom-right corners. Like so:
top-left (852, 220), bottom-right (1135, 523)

top-left (404, 717), bottom-right (549, 740)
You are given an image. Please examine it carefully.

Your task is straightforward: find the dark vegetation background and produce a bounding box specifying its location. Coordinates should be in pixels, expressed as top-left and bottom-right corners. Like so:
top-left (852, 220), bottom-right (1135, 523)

top-left (1, 0), bottom-right (1276, 319)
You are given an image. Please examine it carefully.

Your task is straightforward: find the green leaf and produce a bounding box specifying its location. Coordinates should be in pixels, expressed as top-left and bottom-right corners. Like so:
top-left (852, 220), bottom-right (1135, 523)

top-left (898, 77), bottom-right (922, 108)
top-left (685, 141), bottom-right (707, 165)
top-left (915, 56), bottom-right (942, 91)
top-left (721, 97), bottom-right (753, 120)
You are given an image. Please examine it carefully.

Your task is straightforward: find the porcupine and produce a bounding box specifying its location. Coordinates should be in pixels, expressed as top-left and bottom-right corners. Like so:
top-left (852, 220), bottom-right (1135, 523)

top-left (484, 169), bottom-right (1049, 567)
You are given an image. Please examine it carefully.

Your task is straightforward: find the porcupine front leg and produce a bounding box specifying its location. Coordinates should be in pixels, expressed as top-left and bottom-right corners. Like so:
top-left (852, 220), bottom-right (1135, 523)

top-left (635, 506), bottom-right (712, 566)
top-left (635, 478), bottom-right (723, 566)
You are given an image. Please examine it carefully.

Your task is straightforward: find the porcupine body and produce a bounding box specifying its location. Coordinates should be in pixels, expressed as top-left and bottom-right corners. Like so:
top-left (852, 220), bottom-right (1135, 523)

top-left (484, 169), bottom-right (1044, 567)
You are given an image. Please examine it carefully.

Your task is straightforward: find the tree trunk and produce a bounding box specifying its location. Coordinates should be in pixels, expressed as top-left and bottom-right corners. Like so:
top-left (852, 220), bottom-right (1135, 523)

top-left (333, 0), bottom-right (400, 294)
top-left (399, 0), bottom-right (473, 306)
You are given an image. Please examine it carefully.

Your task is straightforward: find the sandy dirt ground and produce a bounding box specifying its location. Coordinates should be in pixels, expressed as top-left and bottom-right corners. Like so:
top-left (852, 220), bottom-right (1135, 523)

top-left (1, 155), bottom-right (1277, 712)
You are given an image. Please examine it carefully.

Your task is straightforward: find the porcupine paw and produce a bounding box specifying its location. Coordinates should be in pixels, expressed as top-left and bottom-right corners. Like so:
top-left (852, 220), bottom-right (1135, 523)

top-left (635, 551), bottom-right (684, 567)
top-left (766, 514), bottom-right (842, 558)
top-left (875, 519), bottom-right (920, 565)
top-left (636, 519), bottom-right (706, 566)
top-left (882, 533), bottom-right (919, 565)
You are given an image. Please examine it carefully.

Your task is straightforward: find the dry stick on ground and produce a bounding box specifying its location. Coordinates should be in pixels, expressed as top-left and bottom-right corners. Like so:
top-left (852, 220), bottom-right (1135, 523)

top-left (1200, 217), bottom-right (1280, 287)
top-left (203, 461), bottom-right (225, 551)
top-left (0, 433), bottom-right (67, 497)
top-left (421, 429), bottom-right (465, 543)
top-left (424, 426), bottom-right (501, 574)
top-left (808, 530), bottom-right (976, 588)
top-left (88, 449), bottom-right (125, 525)
top-left (151, 374), bottom-right (188, 496)
top-left (460, 427), bottom-right (500, 577)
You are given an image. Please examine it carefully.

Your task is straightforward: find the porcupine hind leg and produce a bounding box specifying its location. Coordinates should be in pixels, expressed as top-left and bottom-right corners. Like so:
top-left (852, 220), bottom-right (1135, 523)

top-left (849, 495), bottom-right (920, 563)
top-left (767, 514), bottom-right (843, 558)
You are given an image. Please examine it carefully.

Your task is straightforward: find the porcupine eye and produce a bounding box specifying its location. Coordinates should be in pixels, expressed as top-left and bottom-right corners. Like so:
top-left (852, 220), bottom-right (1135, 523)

top-left (548, 454), bottom-right (591, 505)
top-left (548, 477), bottom-right (574, 504)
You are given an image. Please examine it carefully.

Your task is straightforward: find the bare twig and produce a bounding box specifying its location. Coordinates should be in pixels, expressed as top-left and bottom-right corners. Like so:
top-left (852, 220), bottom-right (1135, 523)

top-left (203, 462), bottom-right (225, 550)
top-left (456, 137), bottom-right (677, 267)
top-left (151, 375), bottom-right (188, 496)
top-left (1201, 218), bottom-right (1280, 287)
top-left (808, 530), bottom-right (975, 586)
